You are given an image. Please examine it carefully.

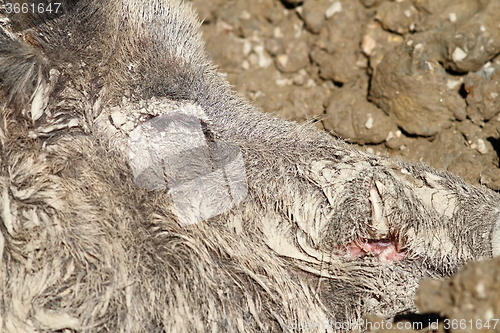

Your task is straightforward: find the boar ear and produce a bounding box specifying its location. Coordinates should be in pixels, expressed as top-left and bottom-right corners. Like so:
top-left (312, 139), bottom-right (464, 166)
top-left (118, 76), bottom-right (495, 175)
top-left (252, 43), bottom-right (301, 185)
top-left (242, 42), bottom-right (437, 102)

top-left (0, 29), bottom-right (47, 120)
top-left (0, 1), bottom-right (79, 122)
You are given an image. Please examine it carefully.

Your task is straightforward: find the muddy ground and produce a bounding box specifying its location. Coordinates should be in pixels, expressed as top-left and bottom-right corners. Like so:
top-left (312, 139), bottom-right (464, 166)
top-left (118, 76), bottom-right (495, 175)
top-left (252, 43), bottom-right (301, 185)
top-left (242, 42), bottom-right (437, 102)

top-left (187, 0), bottom-right (500, 331)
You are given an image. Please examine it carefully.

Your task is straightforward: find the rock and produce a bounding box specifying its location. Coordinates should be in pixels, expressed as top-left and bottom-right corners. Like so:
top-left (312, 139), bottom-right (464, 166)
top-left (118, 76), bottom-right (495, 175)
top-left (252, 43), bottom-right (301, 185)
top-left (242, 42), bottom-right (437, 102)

top-left (454, 120), bottom-right (496, 169)
top-left (375, 0), bottom-right (420, 34)
top-left (300, 0), bottom-right (330, 33)
top-left (415, 279), bottom-right (453, 314)
top-left (264, 10), bottom-right (306, 56)
top-left (411, 0), bottom-right (480, 31)
top-left (212, 0), bottom-right (275, 39)
top-left (464, 67), bottom-right (500, 123)
top-left (416, 257), bottom-right (500, 333)
top-left (325, 2), bottom-right (343, 19)
top-left (271, 9), bottom-right (305, 41)
top-left (421, 128), bottom-right (465, 170)
top-left (359, 0), bottom-right (386, 8)
top-left (239, 15), bottom-right (274, 39)
top-left (310, 0), bottom-right (365, 83)
top-left (370, 42), bottom-right (465, 136)
top-left (457, 119), bottom-right (487, 143)
top-left (310, 45), bottom-right (361, 83)
top-left (447, 153), bottom-right (483, 184)
top-left (362, 21), bottom-right (404, 70)
top-left (481, 168), bottom-right (500, 191)
top-left (324, 84), bottom-right (398, 144)
top-left (205, 34), bottom-right (246, 72)
top-left (263, 6), bottom-right (285, 24)
top-left (385, 130), bottom-right (405, 150)
top-left (235, 68), bottom-right (289, 113)
top-left (264, 38), bottom-right (282, 56)
top-left (426, 123), bottom-right (497, 184)
top-left (276, 39), bottom-right (310, 73)
top-left (282, 86), bottom-right (329, 121)
top-left (438, 0), bottom-right (500, 73)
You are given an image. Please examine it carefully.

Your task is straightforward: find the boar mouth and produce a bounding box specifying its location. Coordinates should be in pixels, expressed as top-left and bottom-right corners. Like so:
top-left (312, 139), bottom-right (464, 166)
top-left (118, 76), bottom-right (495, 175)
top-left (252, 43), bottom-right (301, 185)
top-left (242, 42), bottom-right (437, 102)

top-left (342, 238), bottom-right (406, 263)
top-left (339, 180), bottom-right (407, 263)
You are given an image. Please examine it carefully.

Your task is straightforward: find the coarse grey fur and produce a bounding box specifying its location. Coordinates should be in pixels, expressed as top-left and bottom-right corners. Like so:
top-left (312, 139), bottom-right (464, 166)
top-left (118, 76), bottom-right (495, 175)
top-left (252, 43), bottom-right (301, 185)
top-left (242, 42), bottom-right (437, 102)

top-left (0, 0), bottom-right (499, 332)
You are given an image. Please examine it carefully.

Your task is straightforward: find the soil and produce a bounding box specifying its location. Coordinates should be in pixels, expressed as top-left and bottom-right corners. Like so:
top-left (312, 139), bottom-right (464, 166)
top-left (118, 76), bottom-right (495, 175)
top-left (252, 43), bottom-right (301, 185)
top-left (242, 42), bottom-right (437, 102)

top-left (187, 0), bottom-right (500, 331)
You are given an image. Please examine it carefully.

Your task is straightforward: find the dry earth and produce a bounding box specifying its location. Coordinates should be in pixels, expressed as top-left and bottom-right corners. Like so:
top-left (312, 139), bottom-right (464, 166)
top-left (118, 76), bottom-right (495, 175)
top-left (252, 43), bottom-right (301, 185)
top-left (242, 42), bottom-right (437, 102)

top-left (187, 0), bottom-right (500, 331)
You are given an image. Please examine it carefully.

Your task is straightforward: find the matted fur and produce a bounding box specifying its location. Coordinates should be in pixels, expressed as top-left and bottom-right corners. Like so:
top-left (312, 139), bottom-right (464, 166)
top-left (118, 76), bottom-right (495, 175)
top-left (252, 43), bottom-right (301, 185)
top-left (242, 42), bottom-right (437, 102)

top-left (0, 0), bottom-right (499, 332)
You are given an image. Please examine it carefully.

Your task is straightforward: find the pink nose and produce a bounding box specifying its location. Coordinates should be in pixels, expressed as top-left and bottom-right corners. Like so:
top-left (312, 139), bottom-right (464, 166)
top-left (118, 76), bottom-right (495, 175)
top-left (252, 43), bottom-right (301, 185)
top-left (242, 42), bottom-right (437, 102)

top-left (344, 239), bottom-right (407, 263)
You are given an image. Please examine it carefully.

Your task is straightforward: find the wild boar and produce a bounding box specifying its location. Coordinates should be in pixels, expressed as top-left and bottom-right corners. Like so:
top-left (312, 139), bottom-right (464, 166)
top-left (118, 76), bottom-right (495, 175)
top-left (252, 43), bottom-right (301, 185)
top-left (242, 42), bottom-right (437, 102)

top-left (0, 0), bottom-right (499, 332)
